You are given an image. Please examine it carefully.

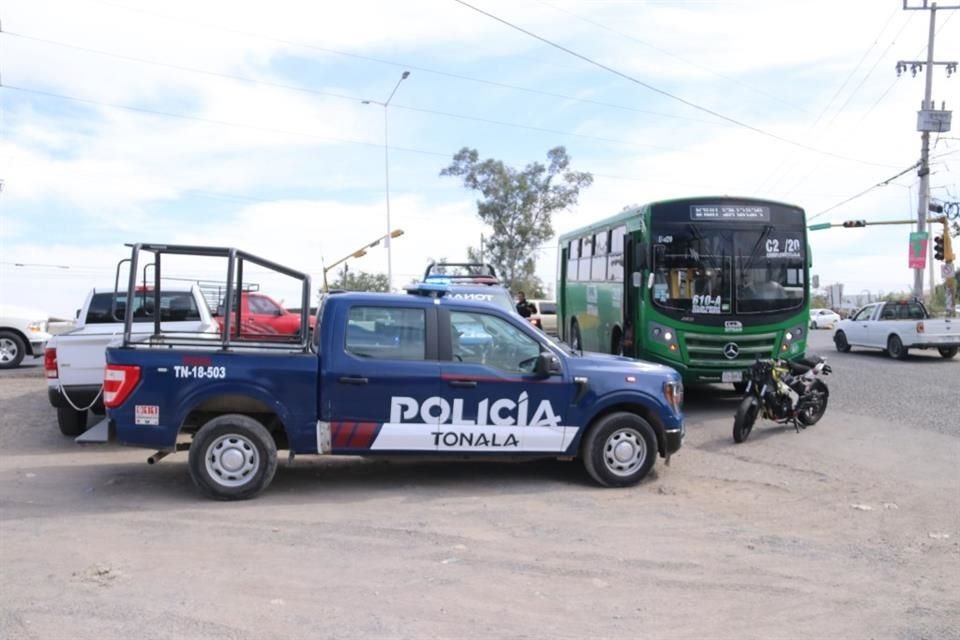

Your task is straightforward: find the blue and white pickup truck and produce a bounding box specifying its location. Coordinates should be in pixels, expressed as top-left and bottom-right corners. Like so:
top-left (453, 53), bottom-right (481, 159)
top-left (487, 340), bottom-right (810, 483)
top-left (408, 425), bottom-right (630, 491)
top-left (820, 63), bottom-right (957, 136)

top-left (99, 244), bottom-right (684, 500)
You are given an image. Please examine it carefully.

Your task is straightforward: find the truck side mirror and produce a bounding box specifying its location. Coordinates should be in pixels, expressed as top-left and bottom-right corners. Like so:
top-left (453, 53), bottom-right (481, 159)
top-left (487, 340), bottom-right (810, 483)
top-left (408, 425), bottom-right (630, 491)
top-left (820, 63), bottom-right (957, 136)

top-left (534, 352), bottom-right (563, 377)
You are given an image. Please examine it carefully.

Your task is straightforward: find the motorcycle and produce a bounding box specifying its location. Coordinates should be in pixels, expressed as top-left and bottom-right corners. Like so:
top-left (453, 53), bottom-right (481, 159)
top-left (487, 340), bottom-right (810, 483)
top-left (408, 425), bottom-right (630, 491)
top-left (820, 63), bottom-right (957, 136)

top-left (732, 356), bottom-right (832, 443)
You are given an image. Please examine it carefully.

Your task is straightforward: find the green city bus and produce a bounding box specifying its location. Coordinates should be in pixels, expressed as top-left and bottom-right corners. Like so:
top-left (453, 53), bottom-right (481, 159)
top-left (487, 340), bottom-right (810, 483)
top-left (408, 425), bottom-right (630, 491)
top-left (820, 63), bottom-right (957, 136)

top-left (557, 196), bottom-right (810, 387)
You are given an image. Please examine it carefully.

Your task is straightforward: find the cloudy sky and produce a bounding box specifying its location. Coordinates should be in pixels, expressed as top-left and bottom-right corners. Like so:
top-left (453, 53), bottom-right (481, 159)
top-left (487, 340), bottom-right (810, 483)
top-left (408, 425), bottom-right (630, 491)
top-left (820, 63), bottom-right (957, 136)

top-left (1, 0), bottom-right (958, 317)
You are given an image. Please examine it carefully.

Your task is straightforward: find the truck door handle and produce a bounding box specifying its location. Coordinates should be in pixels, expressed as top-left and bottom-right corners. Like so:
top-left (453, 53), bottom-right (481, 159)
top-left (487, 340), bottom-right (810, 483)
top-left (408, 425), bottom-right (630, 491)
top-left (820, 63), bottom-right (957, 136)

top-left (338, 376), bottom-right (368, 385)
top-left (448, 380), bottom-right (478, 388)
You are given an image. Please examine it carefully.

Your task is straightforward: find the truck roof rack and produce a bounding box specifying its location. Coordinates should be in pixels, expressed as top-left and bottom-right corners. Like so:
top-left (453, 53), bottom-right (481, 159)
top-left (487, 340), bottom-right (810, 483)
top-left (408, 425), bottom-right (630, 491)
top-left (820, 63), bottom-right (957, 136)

top-left (423, 261), bottom-right (499, 285)
top-left (117, 243), bottom-right (312, 352)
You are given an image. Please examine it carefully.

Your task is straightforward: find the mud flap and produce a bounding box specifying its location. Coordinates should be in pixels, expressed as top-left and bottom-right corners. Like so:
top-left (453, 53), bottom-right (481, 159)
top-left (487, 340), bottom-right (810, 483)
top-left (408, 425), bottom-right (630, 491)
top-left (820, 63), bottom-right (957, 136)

top-left (75, 418), bottom-right (113, 444)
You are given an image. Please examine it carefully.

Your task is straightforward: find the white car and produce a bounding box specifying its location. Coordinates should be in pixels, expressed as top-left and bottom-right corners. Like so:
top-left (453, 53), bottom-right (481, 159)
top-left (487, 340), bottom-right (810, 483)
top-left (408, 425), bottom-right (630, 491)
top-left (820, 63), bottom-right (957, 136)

top-left (528, 299), bottom-right (558, 336)
top-left (809, 308), bottom-right (840, 329)
top-left (0, 304), bottom-right (53, 369)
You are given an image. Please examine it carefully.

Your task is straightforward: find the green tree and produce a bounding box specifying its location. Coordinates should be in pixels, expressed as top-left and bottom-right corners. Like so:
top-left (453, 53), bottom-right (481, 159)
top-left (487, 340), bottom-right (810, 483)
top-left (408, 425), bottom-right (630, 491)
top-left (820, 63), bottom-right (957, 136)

top-left (441, 146), bottom-right (593, 293)
top-left (329, 270), bottom-right (390, 292)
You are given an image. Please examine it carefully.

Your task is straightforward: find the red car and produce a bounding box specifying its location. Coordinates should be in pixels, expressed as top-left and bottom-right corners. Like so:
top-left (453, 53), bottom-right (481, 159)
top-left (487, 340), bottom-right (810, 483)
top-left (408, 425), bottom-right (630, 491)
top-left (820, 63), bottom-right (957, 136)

top-left (214, 292), bottom-right (315, 338)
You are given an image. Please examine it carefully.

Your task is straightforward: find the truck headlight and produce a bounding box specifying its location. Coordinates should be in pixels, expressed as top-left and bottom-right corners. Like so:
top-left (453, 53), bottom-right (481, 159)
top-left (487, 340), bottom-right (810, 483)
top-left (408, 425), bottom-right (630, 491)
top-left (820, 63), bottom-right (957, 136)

top-left (27, 321), bottom-right (47, 334)
top-left (664, 380), bottom-right (683, 414)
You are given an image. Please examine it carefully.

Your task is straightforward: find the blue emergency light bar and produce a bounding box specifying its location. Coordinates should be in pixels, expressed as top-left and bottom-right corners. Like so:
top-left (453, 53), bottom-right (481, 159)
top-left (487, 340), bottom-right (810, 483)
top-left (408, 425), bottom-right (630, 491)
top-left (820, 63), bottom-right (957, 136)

top-left (406, 282), bottom-right (450, 297)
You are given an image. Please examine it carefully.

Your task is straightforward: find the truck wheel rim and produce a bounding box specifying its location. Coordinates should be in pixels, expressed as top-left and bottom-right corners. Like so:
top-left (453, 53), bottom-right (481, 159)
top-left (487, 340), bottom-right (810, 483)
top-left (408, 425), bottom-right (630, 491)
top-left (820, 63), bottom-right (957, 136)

top-left (205, 434), bottom-right (259, 488)
top-left (0, 338), bottom-right (18, 362)
top-left (603, 428), bottom-right (646, 477)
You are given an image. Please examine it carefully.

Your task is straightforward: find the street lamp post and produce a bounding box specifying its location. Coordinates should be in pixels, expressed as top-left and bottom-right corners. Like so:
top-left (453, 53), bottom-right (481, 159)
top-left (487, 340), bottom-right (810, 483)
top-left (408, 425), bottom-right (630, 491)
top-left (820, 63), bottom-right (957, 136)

top-left (322, 229), bottom-right (405, 292)
top-left (363, 71), bottom-right (410, 292)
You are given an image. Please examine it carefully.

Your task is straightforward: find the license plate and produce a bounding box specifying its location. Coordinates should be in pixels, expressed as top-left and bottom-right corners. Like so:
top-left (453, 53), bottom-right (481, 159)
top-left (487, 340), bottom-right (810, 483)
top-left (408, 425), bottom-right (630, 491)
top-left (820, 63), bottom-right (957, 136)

top-left (722, 370), bottom-right (743, 383)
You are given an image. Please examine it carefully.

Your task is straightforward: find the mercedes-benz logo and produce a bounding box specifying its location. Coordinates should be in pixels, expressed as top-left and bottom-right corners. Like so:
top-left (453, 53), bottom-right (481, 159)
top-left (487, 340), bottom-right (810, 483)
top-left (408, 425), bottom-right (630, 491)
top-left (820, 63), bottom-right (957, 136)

top-left (723, 342), bottom-right (740, 360)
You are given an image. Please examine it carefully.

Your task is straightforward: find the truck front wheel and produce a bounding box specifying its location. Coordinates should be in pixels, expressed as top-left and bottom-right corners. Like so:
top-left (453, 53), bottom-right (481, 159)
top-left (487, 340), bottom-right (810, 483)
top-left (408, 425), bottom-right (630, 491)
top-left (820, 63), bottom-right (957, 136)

top-left (581, 412), bottom-right (658, 487)
top-left (188, 414), bottom-right (278, 500)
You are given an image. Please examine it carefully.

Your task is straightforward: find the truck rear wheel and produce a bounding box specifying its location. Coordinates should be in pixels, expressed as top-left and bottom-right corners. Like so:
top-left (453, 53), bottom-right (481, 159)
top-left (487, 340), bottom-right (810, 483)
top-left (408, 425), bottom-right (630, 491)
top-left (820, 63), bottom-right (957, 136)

top-left (938, 346), bottom-right (958, 359)
top-left (188, 414), bottom-right (278, 500)
top-left (582, 412), bottom-right (657, 487)
top-left (57, 407), bottom-right (88, 436)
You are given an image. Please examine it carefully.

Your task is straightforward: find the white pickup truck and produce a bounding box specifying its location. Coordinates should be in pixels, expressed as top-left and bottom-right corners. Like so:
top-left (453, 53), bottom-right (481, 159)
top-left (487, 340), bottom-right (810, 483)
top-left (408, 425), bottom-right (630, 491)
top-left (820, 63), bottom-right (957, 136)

top-left (833, 300), bottom-right (959, 360)
top-left (0, 304), bottom-right (53, 369)
top-left (45, 286), bottom-right (218, 435)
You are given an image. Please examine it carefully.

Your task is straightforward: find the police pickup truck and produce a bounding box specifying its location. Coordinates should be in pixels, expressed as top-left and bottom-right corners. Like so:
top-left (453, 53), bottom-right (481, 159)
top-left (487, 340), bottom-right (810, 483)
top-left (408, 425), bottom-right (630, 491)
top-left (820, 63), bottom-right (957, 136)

top-left (98, 244), bottom-right (684, 500)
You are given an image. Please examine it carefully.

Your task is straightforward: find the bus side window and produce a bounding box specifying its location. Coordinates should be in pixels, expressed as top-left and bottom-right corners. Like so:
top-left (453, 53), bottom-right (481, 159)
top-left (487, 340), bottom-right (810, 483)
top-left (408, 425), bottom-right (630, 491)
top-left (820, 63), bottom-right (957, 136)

top-left (567, 240), bottom-right (580, 282)
top-left (608, 226), bottom-right (626, 282)
top-left (579, 235), bottom-right (593, 281)
top-left (592, 231), bottom-right (608, 281)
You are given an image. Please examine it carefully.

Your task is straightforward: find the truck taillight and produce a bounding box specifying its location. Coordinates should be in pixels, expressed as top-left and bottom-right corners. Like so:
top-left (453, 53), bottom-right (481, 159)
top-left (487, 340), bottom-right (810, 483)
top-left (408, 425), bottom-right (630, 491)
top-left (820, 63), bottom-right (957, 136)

top-left (44, 348), bottom-right (58, 379)
top-left (103, 364), bottom-right (142, 408)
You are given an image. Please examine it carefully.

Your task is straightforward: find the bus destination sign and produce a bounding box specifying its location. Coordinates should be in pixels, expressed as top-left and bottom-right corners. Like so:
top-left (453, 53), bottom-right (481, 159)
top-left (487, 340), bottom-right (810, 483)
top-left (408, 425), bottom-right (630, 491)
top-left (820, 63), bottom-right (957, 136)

top-left (691, 205), bottom-right (770, 221)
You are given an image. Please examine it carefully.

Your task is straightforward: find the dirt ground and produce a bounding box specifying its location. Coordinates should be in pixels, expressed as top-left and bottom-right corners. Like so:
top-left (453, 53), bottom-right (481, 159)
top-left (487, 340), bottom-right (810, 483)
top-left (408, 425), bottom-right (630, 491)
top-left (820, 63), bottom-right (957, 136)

top-left (1, 356), bottom-right (958, 640)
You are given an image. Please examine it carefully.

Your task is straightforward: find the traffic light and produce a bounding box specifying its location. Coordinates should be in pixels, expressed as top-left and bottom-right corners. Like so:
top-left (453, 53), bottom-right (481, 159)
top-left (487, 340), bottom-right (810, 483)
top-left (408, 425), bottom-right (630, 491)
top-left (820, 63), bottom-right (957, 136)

top-left (933, 235), bottom-right (944, 261)
top-left (842, 220), bottom-right (867, 228)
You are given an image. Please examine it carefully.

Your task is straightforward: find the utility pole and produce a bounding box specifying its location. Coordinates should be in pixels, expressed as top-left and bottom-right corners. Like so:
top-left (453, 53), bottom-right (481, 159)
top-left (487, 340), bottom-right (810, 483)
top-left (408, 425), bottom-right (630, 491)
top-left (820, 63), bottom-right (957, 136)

top-left (898, 1), bottom-right (958, 301)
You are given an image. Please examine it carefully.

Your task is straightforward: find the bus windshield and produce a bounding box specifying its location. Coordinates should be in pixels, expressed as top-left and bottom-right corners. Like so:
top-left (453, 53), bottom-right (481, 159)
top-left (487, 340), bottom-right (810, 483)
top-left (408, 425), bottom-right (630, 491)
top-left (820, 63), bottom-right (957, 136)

top-left (651, 224), bottom-right (806, 315)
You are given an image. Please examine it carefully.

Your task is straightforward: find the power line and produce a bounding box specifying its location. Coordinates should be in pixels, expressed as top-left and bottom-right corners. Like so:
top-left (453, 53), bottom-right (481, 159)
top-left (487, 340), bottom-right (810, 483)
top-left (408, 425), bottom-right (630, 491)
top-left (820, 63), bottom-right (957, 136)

top-left (756, 6), bottom-right (901, 192)
top-left (532, 0), bottom-right (808, 113)
top-left (452, 0), bottom-right (900, 170)
top-left (808, 162), bottom-right (921, 222)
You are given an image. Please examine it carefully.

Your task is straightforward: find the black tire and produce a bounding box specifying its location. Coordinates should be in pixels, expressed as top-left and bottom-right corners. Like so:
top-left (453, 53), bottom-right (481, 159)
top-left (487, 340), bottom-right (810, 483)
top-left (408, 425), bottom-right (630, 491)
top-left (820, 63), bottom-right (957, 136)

top-left (938, 346), bottom-right (958, 359)
top-left (834, 330), bottom-right (851, 353)
top-left (733, 396), bottom-right (760, 443)
top-left (887, 334), bottom-right (908, 360)
top-left (809, 320), bottom-right (817, 330)
top-left (611, 328), bottom-right (623, 356)
top-left (0, 330), bottom-right (26, 369)
top-left (732, 381), bottom-right (748, 394)
top-left (570, 320), bottom-right (583, 352)
top-left (188, 414), bottom-right (278, 500)
top-left (582, 412), bottom-right (658, 487)
top-left (57, 407), bottom-right (88, 436)
top-left (797, 380), bottom-right (829, 426)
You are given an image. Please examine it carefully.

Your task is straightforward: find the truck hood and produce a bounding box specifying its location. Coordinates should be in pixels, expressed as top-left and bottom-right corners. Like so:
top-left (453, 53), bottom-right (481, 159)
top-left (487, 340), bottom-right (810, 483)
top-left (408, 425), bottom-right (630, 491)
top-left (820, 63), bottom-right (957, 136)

top-left (565, 350), bottom-right (679, 381)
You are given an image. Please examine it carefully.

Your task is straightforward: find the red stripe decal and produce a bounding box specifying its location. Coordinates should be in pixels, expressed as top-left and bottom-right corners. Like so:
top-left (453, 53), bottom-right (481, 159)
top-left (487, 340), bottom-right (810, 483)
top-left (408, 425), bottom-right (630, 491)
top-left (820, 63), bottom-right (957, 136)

top-left (333, 421), bottom-right (354, 449)
top-left (349, 422), bottom-right (377, 449)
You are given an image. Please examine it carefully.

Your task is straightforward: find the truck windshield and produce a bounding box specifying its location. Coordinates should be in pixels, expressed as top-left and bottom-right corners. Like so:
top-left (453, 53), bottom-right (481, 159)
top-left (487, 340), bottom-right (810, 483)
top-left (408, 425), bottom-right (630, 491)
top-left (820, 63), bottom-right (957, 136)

top-left (651, 224), bottom-right (805, 315)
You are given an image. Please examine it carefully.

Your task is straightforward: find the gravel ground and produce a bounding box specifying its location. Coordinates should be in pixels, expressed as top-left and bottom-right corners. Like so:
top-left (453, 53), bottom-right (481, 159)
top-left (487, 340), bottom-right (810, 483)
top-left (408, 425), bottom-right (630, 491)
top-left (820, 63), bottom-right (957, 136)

top-left (0, 332), bottom-right (957, 640)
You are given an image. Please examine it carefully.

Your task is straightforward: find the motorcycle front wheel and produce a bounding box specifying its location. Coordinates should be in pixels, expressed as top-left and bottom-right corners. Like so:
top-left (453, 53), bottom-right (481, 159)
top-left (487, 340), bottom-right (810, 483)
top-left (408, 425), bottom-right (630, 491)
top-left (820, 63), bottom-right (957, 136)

top-left (733, 396), bottom-right (760, 443)
top-left (797, 380), bottom-right (829, 426)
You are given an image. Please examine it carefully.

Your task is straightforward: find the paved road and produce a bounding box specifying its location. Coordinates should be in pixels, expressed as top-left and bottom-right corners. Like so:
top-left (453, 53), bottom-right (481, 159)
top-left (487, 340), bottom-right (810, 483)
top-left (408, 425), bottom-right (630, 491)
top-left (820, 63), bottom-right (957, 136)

top-left (0, 334), bottom-right (957, 640)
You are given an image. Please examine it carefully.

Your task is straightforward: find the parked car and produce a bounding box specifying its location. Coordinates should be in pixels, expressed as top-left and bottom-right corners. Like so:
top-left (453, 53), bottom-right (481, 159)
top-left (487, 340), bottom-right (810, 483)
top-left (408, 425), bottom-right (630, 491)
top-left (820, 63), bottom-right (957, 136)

top-left (833, 300), bottom-right (959, 359)
top-left (528, 299), bottom-right (558, 336)
top-left (809, 308), bottom-right (841, 329)
top-left (0, 304), bottom-right (52, 369)
top-left (45, 286), bottom-right (218, 435)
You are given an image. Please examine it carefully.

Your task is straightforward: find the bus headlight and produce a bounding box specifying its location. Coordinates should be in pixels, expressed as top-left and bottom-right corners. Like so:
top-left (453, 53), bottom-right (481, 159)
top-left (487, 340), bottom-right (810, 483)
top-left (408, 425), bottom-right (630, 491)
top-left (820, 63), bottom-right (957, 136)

top-left (781, 325), bottom-right (805, 352)
top-left (649, 321), bottom-right (680, 355)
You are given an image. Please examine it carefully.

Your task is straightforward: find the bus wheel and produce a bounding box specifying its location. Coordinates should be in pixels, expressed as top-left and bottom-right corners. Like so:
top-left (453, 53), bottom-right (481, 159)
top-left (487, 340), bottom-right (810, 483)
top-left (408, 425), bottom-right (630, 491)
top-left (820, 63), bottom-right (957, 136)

top-left (570, 320), bottom-right (583, 351)
top-left (582, 412), bottom-right (657, 487)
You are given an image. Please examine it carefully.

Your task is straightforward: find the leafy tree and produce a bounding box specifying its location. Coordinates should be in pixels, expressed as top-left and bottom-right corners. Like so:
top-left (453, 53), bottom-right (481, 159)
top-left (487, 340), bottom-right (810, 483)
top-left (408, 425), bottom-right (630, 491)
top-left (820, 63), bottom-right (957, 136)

top-left (441, 146), bottom-right (593, 293)
top-left (329, 270), bottom-right (390, 292)
top-left (811, 294), bottom-right (829, 308)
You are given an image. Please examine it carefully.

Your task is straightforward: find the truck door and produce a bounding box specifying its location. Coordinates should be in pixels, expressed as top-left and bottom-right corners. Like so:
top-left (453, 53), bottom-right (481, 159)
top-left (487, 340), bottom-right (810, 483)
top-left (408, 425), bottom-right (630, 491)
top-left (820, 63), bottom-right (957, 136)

top-left (440, 308), bottom-right (579, 454)
top-left (324, 303), bottom-right (442, 453)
